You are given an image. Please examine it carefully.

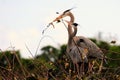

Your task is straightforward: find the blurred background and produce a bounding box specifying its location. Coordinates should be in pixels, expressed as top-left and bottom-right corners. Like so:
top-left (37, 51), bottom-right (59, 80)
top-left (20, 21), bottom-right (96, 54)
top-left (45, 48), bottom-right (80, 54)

top-left (0, 0), bottom-right (120, 58)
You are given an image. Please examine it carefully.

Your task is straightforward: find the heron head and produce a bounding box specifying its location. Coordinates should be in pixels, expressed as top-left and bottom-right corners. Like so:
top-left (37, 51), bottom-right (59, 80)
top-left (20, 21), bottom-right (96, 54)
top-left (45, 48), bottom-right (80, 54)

top-left (64, 20), bottom-right (79, 27)
top-left (72, 23), bottom-right (79, 27)
top-left (52, 9), bottom-right (73, 22)
top-left (62, 9), bottom-right (72, 17)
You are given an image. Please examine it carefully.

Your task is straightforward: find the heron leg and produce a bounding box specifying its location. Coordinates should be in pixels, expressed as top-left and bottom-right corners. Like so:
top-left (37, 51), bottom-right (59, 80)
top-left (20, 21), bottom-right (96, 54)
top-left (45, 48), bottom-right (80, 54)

top-left (75, 63), bottom-right (82, 79)
top-left (84, 63), bottom-right (88, 74)
top-left (75, 63), bottom-right (80, 75)
top-left (78, 62), bottom-right (86, 75)
top-left (80, 62), bottom-right (84, 75)
top-left (98, 59), bottom-right (103, 73)
top-left (88, 62), bottom-right (93, 73)
top-left (73, 63), bottom-right (76, 73)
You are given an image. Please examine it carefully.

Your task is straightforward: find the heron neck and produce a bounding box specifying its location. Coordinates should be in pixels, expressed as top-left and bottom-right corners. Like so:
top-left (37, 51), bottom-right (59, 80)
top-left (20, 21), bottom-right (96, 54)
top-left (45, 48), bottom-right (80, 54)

top-left (68, 25), bottom-right (77, 46)
top-left (68, 12), bottom-right (76, 37)
top-left (67, 12), bottom-right (76, 46)
top-left (69, 12), bottom-right (75, 23)
top-left (72, 27), bottom-right (77, 37)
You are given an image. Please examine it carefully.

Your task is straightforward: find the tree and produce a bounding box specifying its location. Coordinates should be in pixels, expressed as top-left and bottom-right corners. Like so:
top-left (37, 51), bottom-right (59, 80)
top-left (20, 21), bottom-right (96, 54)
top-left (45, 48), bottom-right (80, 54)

top-left (36, 45), bottom-right (60, 62)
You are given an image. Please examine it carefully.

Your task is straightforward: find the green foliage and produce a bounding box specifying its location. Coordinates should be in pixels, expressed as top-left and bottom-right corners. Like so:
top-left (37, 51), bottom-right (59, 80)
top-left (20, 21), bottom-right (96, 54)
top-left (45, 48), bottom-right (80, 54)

top-left (107, 45), bottom-right (120, 67)
top-left (0, 39), bottom-right (120, 79)
top-left (0, 50), bottom-right (21, 68)
top-left (97, 40), bottom-right (110, 50)
top-left (22, 58), bottom-right (35, 71)
top-left (38, 45), bottom-right (60, 62)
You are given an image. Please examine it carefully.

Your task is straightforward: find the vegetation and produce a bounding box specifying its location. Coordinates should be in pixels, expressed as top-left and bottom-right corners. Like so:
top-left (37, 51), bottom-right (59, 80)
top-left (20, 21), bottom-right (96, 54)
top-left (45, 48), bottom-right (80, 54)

top-left (0, 39), bottom-right (120, 80)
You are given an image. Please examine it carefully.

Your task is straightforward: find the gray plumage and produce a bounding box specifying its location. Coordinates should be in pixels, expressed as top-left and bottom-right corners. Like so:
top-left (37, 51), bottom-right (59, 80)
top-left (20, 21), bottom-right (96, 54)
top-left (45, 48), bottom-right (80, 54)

top-left (66, 23), bottom-right (88, 64)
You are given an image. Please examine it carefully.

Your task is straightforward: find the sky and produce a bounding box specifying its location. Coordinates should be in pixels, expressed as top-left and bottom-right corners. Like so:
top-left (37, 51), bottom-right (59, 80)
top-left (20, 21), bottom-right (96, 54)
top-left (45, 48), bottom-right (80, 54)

top-left (0, 0), bottom-right (120, 58)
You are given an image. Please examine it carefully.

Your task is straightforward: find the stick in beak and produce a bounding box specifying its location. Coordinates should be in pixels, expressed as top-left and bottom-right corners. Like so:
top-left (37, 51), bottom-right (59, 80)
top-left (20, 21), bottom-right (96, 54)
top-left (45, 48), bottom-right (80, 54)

top-left (48, 14), bottom-right (63, 28)
top-left (53, 14), bottom-right (63, 22)
top-left (48, 22), bottom-right (55, 28)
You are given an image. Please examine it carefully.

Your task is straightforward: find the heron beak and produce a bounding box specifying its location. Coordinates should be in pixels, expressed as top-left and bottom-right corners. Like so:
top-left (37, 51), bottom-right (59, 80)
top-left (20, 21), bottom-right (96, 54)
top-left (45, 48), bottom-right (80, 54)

top-left (52, 15), bottom-right (63, 22)
top-left (49, 14), bottom-right (63, 28)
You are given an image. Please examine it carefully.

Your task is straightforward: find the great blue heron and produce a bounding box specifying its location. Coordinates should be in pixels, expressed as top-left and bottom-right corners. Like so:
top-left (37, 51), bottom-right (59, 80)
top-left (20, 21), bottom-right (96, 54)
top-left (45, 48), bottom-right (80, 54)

top-left (50, 9), bottom-right (106, 73)
top-left (65, 21), bottom-right (88, 74)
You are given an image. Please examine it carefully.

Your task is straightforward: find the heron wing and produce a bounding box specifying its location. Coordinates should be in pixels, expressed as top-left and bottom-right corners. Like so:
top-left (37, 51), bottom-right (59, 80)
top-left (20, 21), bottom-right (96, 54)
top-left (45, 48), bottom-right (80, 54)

top-left (74, 36), bottom-right (104, 59)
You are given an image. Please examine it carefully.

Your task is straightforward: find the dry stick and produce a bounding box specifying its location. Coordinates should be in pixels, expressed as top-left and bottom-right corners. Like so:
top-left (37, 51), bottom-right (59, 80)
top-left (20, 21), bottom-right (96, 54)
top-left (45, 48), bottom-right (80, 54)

top-left (106, 57), bottom-right (120, 60)
top-left (103, 67), bottom-right (110, 78)
top-left (0, 49), bottom-right (18, 79)
top-left (103, 67), bottom-right (120, 70)
top-left (0, 69), bottom-right (6, 79)
top-left (102, 67), bottom-right (120, 78)
top-left (11, 44), bottom-right (30, 76)
top-left (102, 67), bottom-right (120, 77)
top-left (25, 44), bottom-right (34, 58)
top-left (113, 67), bottom-right (120, 75)
top-left (35, 35), bottom-right (58, 57)
top-left (55, 60), bottom-right (69, 74)
top-left (101, 48), bottom-right (120, 60)
top-left (0, 70), bottom-right (8, 80)
top-left (101, 48), bottom-right (120, 54)
top-left (14, 52), bottom-right (27, 78)
top-left (98, 58), bottom-right (103, 73)
top-left (12, 55), bottom-right (15, 70)
top-left (25, 44), bottom-right (42, 75)
top-left (35, 37), bottom-right (42, 57)
top-left (0, 66), bottom-right (18, 78)
top-left (0, 69), bottom-right (5, 78)
top-left (38, 61), bottom-right (57, 80)
top-left (11, 54), bottom-right (16, 80)
top-left (9, 45), bottom-right (27, 78)
top-left (116, 67), bottom-right (120, 74)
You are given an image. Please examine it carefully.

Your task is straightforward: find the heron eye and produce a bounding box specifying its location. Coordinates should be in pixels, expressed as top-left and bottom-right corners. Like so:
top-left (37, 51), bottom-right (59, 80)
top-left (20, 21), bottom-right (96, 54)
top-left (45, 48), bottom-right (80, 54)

top-left (72, 23), bottom-right (78, 27)
top-left (57, 20), bottom-right (61, 23)
top-left (79, 39), bottom-right (84, 42)
top-left (56, 12), bottom-right (59, 14)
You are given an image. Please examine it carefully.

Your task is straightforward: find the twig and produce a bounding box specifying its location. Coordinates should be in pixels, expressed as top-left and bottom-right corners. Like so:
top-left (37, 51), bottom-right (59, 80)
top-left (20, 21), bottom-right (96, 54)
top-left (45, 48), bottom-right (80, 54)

top-left (101, 48), bottom-right (120, 54)
top-left (0, 66), bottom-right (18, 78)
top-left (35, 35), bottom-right (60, 57)
top-left (9, 44), bottom-right (27, 78)
top-left (25, 43), bottom-right (34, 58)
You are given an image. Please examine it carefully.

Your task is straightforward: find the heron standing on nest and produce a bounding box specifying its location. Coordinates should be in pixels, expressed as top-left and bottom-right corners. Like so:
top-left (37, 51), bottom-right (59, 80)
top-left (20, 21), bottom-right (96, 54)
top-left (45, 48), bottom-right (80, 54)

top-left (49, 9), bottom-right (107, 74)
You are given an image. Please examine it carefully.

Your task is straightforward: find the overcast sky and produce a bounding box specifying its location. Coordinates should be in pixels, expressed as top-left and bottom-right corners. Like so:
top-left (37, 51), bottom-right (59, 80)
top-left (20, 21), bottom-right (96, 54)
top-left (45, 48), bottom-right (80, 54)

top-left (0, 0), bottom-right (120, 58)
